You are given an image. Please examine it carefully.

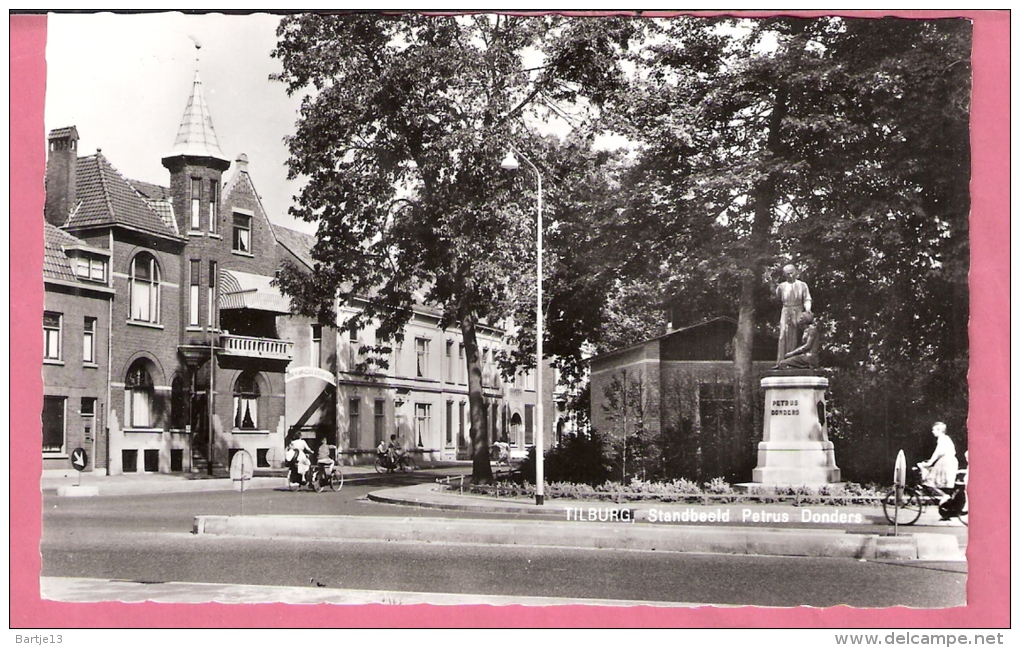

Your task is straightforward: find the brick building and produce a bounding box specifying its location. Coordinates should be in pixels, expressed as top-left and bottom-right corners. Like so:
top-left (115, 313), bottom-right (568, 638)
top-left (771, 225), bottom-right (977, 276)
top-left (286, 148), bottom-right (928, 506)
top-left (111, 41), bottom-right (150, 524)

top-left (42, 222), bottom-right (113, 472)
top-left (588, 317), bottom-right (775, 481)
top-left (41, 68), bottom-right (545, 475)
top-left (42, 71), bottom-right (333, 475)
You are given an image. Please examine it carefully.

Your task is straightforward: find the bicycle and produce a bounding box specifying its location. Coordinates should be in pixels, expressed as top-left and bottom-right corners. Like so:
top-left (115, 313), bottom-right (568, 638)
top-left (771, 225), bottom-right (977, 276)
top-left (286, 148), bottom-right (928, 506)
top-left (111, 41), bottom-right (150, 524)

top-left (374, 452), bottom-right (416, 474)
top-left (490, 441), bottom-right (511, 467)
top-left (882, 465), bottom-right (968, 526)
top-left (309, 461), bottom-right (344, 492)
top-left (286, 460), bottom-right (344, 492)
top-left (286, 460), bottom-right (314, 491)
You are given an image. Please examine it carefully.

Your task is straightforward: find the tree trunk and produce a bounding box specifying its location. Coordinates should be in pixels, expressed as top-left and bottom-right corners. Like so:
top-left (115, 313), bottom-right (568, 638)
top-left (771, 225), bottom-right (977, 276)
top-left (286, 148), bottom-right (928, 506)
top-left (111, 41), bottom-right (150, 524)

top-left (733, 88), bottom-right (787, 478)
top-left (461, 314), bottom-right (494, 484)
top-left (732, 271), bottom-right (756, 472)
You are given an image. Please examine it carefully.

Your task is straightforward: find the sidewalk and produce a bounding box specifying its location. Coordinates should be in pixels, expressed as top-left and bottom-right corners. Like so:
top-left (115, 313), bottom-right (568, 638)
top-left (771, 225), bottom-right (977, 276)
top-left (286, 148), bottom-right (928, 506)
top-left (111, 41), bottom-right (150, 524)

top-left (41, 576), bottom-right (704, 607)
top-left (40, 463), bottom-right (388, 497)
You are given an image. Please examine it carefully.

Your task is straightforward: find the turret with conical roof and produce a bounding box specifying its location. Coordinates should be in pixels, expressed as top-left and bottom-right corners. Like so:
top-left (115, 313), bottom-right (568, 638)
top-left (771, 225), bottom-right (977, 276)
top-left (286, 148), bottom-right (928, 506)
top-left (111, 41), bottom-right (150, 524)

top-left (162, 65), bottom-right (231, 237)
top-left (162, 70), bottom-right (231, 169)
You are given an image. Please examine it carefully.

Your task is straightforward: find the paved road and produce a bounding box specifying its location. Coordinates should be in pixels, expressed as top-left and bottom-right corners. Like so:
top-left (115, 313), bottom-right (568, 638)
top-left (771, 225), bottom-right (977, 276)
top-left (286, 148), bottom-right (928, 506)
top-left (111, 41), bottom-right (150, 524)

top-left (41, 533), bottom-right (966, 608)
top-left (40, 471), bottom-right (967, 607)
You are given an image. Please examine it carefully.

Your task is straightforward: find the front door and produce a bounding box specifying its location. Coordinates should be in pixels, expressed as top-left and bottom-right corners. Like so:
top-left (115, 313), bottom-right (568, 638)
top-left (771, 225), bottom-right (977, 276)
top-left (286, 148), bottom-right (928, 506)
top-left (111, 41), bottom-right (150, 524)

top-left (191, 392), bottom-right (208, 458)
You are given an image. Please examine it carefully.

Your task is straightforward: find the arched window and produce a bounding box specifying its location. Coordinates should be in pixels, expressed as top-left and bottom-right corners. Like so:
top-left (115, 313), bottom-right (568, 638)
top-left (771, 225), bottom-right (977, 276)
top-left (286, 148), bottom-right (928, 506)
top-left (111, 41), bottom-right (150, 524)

top-left (510, 412), bottom-right (523, 448)
top-left (129, 253), bottom-right (161, 323)
top-left (233, 371), bottom-right (261, 430)
top-left (126, 360), bottom-right (155, 428)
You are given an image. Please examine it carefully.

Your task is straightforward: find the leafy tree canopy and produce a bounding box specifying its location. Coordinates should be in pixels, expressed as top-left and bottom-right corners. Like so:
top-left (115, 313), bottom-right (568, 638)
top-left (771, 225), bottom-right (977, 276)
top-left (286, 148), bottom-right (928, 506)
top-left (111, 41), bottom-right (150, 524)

top-left (271, 12), bottom-right (642, 481)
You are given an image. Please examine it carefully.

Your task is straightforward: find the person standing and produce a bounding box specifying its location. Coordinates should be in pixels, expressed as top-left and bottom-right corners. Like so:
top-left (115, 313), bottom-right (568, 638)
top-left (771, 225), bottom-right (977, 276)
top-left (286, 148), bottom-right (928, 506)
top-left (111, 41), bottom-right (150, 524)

top-left (776, 264), bottom-right (812, 365)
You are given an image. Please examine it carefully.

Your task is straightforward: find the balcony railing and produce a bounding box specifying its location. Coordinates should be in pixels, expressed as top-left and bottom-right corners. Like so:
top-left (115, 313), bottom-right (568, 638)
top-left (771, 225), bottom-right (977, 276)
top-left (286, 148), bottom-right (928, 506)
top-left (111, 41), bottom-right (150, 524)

top-left (220, 334), bottom-right (294, 360)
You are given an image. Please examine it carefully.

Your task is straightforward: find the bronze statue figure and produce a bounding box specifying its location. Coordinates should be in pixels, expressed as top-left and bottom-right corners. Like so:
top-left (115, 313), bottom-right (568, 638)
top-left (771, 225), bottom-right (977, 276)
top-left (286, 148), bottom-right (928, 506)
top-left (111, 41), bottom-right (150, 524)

top-left (776, 311), bottom-right (820, 369)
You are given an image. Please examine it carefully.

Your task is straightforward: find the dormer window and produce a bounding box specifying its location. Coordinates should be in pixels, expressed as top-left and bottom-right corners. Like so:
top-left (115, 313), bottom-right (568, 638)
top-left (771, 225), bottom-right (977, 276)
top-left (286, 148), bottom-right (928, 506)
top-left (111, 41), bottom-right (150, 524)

top-left (232, 212), bottom-right (252, 254)
top-left (74, 255), bottom-right (106, 283)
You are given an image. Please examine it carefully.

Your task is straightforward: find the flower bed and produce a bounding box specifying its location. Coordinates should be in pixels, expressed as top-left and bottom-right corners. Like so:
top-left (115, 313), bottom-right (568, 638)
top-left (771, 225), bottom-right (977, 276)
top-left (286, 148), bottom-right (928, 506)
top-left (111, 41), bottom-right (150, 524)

top-left (446, 477), bottom-right (885, 506)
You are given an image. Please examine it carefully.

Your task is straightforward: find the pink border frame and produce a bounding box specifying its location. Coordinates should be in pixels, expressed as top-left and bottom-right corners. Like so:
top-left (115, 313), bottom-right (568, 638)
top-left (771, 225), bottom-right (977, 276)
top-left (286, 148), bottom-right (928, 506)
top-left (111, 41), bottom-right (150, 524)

top-left (10, 11), bottom-right (1009, 627)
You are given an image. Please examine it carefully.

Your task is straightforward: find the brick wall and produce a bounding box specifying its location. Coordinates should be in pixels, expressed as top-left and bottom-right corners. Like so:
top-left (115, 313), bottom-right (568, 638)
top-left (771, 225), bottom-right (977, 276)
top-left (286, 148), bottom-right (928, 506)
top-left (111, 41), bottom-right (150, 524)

top-left (106, 229), bottom-right (187, 475)
top-left (590, 332), bottom-right (774, 480)
top-left (42, 284), bottom-right (110, 472)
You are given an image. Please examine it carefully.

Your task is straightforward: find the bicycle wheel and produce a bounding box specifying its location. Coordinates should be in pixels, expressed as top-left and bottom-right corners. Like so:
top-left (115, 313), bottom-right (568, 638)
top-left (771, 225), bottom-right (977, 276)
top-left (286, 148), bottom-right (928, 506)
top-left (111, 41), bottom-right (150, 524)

top-left (882, 489), bottom-right (923, 525)
top-left (329, 468), bottom-right (344, 492)
top-left (399, 455), bottom-right (416, 473)
top-left (311, 467), bottom-right (324, 492)
top-left (374, 457), bottom-right (387, 474)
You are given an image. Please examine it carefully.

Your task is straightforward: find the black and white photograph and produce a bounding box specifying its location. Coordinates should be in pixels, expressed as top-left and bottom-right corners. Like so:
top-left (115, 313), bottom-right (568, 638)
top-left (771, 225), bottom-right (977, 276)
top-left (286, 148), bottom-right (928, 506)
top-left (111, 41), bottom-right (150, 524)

top-left (19, 10), bottom-right (1007, 628)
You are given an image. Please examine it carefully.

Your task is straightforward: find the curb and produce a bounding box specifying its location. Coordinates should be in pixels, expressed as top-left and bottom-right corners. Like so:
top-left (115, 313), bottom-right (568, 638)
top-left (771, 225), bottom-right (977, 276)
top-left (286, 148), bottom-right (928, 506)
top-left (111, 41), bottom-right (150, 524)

top-left (43, 476), bottom-right (288, 497)
top-left (42, 470), bottom-right (384, 497)
top-left (42, 464), bottom-right (468, 497)
top-left (56, 485), bottom-right (99, 497)
top-left (193, 514), bottom-right (963, 561)
top-left (367, 487), bottom-right (566, 518)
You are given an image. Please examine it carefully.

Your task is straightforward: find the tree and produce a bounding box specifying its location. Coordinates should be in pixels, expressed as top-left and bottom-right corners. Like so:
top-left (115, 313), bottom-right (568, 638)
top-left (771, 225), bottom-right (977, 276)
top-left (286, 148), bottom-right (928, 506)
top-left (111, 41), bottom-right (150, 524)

top-left (598, 368), bottom-right (657, 483)
top-left (271, 13), bottom-right (639, 483)
top-left (605, 16), bottom-right (971, 474)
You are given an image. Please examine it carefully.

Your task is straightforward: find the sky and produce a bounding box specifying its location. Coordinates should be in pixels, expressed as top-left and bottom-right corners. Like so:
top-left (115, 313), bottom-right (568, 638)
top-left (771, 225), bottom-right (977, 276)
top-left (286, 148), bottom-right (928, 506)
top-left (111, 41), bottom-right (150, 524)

top-left (44, 12), bottom-right (312, 233)
top-left (43, 11), bottom-right (636, 239)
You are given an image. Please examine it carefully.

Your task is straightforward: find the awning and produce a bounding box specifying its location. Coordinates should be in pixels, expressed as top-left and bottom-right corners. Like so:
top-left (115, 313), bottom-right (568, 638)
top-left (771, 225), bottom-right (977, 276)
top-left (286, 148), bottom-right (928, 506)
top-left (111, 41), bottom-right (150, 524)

top-left (219, 269), bottom-right (292, 313)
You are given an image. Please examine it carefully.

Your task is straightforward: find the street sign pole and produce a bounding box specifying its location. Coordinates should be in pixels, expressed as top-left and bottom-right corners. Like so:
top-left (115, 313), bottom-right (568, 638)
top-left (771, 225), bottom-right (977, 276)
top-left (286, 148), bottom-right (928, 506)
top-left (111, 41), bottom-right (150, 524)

top-left (71, 447), bottom-right (89, 487)
top-left (893, 449), bottom-right (907, 537)
top-left (230, 449), bottom-right (254, 516)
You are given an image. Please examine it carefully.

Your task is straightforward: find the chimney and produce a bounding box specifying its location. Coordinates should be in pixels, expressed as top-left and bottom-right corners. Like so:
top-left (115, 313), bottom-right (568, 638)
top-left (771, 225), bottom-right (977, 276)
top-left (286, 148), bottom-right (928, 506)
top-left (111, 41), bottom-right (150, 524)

top-left (45, 126), bottom-right (79, 226)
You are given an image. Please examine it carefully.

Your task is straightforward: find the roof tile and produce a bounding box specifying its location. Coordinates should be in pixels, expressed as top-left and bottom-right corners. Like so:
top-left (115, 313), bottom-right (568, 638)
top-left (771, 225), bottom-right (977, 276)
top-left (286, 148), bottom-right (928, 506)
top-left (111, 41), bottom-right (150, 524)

top-left (48, 126), bottom-right (79, 140)
top-left (128, 178), bottom-right (179, 234)
top-left (273, 224), bottom-right (317, 270)
top-left (64, 154), bottom-right (180, 239)
top-left (43, 222), bottom-right (85, 282)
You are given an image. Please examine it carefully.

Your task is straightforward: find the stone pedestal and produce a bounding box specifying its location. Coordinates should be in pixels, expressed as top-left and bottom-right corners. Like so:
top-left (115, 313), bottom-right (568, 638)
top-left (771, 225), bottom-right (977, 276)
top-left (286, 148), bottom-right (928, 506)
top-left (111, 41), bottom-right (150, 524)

top-left (751, 373), bottom-right (840, 485)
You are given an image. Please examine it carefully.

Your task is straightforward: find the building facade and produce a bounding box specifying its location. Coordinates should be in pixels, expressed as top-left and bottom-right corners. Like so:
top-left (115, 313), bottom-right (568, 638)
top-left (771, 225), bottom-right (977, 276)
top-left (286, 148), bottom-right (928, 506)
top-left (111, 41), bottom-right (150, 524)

top-left (335, 302), bottom-right (542, 464)
top-left (41, 67), bottom-right (544, 475)
top-left (42, 222), bottom-right (114, 472)
top-left (588, 317), bottom-right (775, 481)
top-left (42, 71), bottom-right (333, 475)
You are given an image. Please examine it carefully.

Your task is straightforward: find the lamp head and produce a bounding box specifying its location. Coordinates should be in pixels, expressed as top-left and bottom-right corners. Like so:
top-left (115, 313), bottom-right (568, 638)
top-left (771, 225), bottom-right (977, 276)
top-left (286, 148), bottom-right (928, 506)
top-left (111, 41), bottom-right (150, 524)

top-left (500, 150), bottom-right (520, 171)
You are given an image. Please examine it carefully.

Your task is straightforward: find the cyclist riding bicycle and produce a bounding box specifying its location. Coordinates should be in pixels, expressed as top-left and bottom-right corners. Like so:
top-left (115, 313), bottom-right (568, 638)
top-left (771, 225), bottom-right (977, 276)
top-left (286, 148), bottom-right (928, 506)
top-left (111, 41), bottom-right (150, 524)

top-left (377, 434), bottom-right (404, 468)
top-left (316, 436), bottom-right (334, 467)
top-left (918, 422), bottom-right (958, 503)
top-left (286, 432), bottom-right (313, 486)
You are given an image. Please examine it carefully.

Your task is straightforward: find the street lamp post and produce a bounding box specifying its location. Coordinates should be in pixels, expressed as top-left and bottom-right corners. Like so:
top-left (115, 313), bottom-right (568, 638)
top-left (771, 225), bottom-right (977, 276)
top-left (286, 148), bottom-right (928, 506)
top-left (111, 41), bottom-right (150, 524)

top-left (501, 146), bottom-right (544, 505)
